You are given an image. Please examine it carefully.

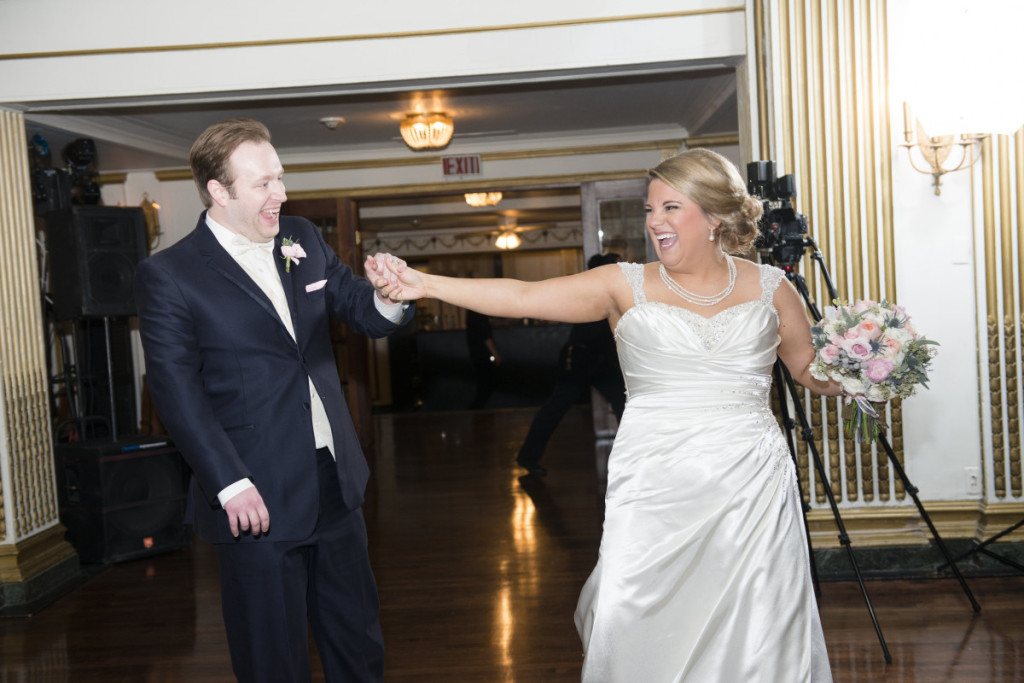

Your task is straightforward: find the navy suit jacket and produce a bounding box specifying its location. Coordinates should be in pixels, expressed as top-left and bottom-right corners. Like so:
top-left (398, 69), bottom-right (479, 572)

top-left (135, 214), bottom-right (409, 544)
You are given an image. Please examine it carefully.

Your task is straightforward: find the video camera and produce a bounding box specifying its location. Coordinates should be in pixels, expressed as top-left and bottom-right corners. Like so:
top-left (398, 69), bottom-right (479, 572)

top-left (746, 160), bottom-right (809, 267)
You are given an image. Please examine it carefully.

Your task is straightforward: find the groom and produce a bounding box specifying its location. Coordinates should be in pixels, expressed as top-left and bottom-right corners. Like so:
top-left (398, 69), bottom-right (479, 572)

top-left (135, 118), bottom-right (410, 682)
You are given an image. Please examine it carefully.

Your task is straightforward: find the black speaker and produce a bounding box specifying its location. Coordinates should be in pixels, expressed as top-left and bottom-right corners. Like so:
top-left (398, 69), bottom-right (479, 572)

top-left (32, 167), bottom-right (73, 214)
top-left (47, 206), bottom-right (147, 320)
top-left (55, 437), bottom-right (188, 564)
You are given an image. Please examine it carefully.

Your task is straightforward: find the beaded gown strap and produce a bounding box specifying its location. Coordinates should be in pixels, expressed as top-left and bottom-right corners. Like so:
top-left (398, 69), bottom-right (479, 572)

top-left (759, 263), bottom-right (786, 316)
top-left (618, 261), bottom-right (647, 306)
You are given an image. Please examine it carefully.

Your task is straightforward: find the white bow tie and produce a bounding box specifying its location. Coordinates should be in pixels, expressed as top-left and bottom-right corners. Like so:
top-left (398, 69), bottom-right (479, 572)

top-left (230, 235), bottom-right (275, 257)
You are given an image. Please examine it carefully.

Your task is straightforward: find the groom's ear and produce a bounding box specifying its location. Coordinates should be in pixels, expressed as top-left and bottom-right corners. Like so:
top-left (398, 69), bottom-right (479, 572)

top-left (208, 179), bottom-right (230, 207)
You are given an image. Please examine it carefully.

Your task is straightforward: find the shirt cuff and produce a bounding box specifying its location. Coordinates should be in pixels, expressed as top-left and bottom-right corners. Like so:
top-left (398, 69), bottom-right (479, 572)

top-left (218, 478), bottom-right (254, 507)
top-left (374, 293), bottom-right (407, 323)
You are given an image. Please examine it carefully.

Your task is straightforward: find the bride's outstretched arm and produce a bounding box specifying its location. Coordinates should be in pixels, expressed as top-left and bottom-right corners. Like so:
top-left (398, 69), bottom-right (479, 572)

top-left (368, 253), bottom-right (621, 324)
top-left (775, 278), bottom-right (843, 396)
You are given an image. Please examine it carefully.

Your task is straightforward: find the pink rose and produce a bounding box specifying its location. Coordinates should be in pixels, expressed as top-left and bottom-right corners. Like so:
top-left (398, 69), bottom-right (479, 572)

top-left (819, 344), bottom-right (840, 364)
top-left (865, 357), bottom-right (895, 383)
top-left (281, 243), bottom-right (306, 260)
top-left (280, 238), bottom-right (306, 272)
top-left (844, 337), bottom-right (873, 361)
top-left (879, 337), bottom-right (902, 356)
top-left (829, 334), bottom-right (844, 346)
top-left (857, 319), bottom-right (882, 340)
top-left (852, 300), bottom-right (873, 313)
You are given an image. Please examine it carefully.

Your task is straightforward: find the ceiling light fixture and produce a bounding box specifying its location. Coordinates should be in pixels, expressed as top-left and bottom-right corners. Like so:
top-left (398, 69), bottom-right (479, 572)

top-left (465, 192), bottom-right (502, 207)
top-left (495, 215), bottom-right (520, 250)
top-left (495, 231), bottom-right (521, 250)
top-left (399, 111), bottom-right (454, 151)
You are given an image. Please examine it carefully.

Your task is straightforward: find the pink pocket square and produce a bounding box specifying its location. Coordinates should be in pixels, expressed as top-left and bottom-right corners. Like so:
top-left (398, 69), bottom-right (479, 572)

top-left (305, 279), bottom-right (327, 293)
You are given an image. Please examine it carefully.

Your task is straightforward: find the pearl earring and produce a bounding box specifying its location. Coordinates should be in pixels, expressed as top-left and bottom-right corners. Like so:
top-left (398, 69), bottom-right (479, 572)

top-left (708, 228), bottom-right (715, 242)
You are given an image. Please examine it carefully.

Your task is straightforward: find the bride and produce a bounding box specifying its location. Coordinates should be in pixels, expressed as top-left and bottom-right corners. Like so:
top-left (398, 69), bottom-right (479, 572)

top-left (368, 148), bottom-right (840, 682)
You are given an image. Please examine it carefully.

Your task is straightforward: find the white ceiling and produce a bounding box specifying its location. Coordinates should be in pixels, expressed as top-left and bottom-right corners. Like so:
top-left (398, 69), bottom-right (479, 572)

top-left (21, 62), bottom-right (740, 236)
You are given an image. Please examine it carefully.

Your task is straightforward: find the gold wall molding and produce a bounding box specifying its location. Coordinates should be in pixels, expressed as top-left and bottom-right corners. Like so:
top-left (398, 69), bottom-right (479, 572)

top-left (285, 169), bottom-right (650, 202)
top-left (0, 109), bottom-right (61, 544)
top-left (0, 8), bottom-right (744, 61)
top-left (977, 128), bottom-right (1024, 500)
top-left (0, 524), bottom-right (76, 583)
top-left (806, 500), bottom-right (1023, 549)
top-left (151, 139), bottom-right (683, 184)
top-left (759, 0), bottom-right (901, 507)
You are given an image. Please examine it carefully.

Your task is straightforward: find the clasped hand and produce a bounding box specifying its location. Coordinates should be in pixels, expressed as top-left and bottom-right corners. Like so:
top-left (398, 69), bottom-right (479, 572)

top-left (363, 252), bottom-right (424, 302)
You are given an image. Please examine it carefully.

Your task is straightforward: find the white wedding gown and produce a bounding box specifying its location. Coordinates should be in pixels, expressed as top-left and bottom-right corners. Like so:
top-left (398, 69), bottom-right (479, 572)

top-left (574, 262), bottom-right (832, 683)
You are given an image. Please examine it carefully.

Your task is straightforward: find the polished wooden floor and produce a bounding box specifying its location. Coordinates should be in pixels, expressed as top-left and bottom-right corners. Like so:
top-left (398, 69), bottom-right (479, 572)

top-left (3, 406), bottom-right (1023, 682)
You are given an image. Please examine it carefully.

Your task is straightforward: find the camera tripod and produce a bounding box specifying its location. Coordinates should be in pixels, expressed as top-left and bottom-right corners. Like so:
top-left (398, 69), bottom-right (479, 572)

top-left (938, 517), bottom-right (1024, 574)
top-left (769, 238), bottom-right (981, 664)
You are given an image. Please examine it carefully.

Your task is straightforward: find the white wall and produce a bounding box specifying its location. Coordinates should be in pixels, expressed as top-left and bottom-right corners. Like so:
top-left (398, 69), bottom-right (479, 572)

top-left (0, 2), bottom-right (746, 103)
top-left (887, 6), bottom-right (985, 501)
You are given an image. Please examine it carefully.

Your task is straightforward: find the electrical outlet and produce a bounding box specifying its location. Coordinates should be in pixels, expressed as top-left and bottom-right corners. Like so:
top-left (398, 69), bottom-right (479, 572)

top-left (965, 466), bottom-right (981, 496)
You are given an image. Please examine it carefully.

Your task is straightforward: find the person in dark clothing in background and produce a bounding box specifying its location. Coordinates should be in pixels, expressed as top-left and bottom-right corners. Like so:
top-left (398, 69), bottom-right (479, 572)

top-left (466, 309), bottom-right (502, 409)
top-left (515, 253), bottom-right (625, 476)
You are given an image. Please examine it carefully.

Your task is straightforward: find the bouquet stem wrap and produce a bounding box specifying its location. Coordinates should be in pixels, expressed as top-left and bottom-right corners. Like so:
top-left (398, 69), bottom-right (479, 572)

top-left (844, 395), bottom-right (882, 443)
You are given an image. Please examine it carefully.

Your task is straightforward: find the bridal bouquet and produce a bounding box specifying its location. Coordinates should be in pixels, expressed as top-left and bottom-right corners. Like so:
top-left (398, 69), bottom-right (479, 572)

top-left (809, 299), bottom-right (938, 443)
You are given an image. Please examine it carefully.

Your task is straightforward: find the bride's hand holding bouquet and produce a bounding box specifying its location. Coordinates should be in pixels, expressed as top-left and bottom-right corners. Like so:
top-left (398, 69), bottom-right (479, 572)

top-left (809, 299), bottom-right (938, 443)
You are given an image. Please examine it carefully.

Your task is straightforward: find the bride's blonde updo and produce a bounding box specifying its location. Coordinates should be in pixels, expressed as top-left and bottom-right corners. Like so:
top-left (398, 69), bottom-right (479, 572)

top-left (649, 149), bottom-right (763, 256)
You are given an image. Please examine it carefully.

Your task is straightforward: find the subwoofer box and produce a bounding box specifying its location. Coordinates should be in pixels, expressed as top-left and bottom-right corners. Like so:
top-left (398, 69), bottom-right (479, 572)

top-left (55, 437), bottom-right (188, 564)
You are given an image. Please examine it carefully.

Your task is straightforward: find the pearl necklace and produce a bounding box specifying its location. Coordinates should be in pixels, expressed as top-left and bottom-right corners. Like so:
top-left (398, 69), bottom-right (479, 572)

top-left (658, 255), bottom-right (736, 306)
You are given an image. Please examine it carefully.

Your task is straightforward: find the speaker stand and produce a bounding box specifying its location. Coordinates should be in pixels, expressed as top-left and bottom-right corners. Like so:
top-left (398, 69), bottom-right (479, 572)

top-left (102, 316), bottom-right (119, 441)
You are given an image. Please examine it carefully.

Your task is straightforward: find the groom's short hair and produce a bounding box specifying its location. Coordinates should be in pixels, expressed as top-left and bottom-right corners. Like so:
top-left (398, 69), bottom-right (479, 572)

top-left (190, 118), bottom-right (272, 208)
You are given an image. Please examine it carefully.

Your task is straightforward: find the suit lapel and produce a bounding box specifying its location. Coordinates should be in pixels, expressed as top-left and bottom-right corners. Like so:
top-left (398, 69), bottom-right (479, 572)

top-left (194, 220), bottom-right (295, 339)
top-left (274, 236), bottom-right (300, 339)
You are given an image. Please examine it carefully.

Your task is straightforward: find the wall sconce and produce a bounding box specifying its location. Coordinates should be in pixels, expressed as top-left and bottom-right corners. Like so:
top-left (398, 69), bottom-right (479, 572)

top-left (140, 192), bottom-right (162, 253)
top-left (399, 111), bottom-right (454, 151)
top-left (465, 192), bottom-right (502, 207)
top-left (900, 102), bottom-right (985, 196)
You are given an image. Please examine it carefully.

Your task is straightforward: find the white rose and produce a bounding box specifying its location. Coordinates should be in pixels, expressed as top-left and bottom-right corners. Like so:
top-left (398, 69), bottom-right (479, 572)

top-left (841, 376), bottom-right (867, 396)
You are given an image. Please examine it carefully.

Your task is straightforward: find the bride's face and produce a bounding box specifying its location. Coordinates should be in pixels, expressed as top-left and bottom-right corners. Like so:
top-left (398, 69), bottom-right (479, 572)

top-left (645, 178), bottom-right (717, 265)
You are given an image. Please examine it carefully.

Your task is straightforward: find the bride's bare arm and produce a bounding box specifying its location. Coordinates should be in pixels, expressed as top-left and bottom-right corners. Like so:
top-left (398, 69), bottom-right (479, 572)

top-left (369, 254), bottom-right (622, 324)
top-left (775, 278), bottom-right (843, 396)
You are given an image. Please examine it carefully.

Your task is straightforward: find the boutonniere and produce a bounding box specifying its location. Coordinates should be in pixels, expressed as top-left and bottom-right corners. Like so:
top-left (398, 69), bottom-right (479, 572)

top-left (280, 237), bottom-right (306, 272)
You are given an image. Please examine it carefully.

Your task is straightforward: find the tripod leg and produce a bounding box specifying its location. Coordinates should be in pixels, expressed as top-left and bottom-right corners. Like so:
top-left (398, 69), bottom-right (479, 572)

top-left (781, 364), bottom-right (892, 663)
top-left (773, 362), bottom-right (821, 597)
top-left (877, 433), bottom-right (982, 612)
top-left (941, 517), bottom-right (1024, 569)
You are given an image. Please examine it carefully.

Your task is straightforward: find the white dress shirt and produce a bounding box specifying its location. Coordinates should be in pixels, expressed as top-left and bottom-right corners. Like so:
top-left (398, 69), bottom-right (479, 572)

top-left (205, 216), bottom-right (402, 506)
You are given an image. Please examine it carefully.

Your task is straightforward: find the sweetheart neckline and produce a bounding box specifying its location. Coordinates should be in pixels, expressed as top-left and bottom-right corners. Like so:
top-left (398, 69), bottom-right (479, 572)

top-left (613, 299), bottom-right (778, 347)
top-left (645, 299), bottom-right (762, 321)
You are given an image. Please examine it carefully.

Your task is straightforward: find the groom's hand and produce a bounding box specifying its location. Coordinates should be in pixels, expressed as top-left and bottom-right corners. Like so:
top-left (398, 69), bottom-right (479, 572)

top-left (223, 487), bottom-right (271, 538)
top-left (364, 253), bottom-right (402, 304)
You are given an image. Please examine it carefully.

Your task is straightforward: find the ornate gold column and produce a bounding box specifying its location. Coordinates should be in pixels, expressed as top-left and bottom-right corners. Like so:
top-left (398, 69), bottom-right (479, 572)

top-left (0, 107), bottom-right (78, 612)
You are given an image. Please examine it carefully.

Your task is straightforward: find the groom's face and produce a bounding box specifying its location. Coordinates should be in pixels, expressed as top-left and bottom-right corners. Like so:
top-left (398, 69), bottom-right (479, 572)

top-left (213, 140), bottom-right (287, 243)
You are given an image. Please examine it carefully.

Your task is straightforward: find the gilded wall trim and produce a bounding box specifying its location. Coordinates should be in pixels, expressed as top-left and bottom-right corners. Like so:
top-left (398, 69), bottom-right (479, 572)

top-left (151, 139), bottom-right (684, 184)
top-left (285, 169), bottom-right (650, 201)
top-left (805, 499), bottom-right (1022, 548)
top-left (0, 8), bottom-right (745, 61)
top-left (978, 128), bottom-right (1024, 501)
top-left (761, 0), bottom-right (901, 507)
top-left (0, 109), bottom-right (60, 542)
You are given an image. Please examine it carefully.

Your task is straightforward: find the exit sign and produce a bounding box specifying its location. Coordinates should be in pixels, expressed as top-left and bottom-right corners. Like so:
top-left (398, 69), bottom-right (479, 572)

top-left (441, 154), bottom-right (482, 177)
